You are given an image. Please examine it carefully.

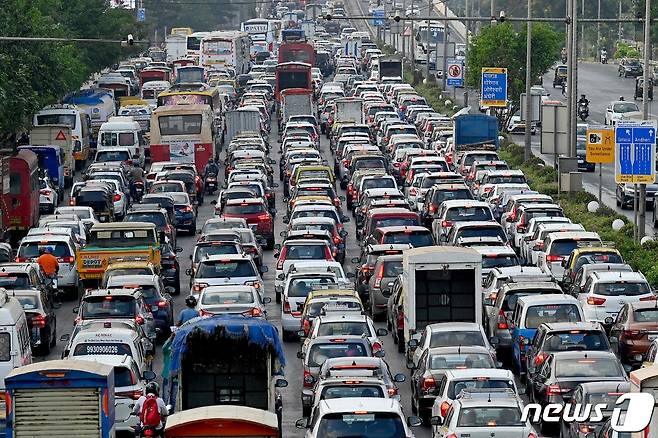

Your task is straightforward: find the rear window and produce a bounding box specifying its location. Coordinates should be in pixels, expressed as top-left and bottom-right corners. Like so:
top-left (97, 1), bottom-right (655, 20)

top-left (457, 407), bottom-right (523, 427)
top-left (308, 343), bottom-right (368, 367)
top-left (464, 153), bottom-right (498, 166)
top-left (317, 322), bottom-right (369, 337)
top-left (81, 296), bottom-right (137, 318)
top-left (487, 175), bottom-right (526, 184)
top-left (0, 274), bottom-right (31, 289)
top-left (555, 358), bottom-right (624, 378)
top-left (73, 342), bottom-right (133, 357)
top-left (383, 261), bottom-right (403, 277)
top-left (445, 207), bottom-right (492, 222)
top-left (372, 217), bottom-right (418, 229)
top-left (432, 189), bottom-right (473, 204)
top-left (524, 304), bottom-right (582, 328)
top-left (114, 366), bottom-right (135, 387)
top-left (197, 260), bottom-right (256, 278)
top-left (593, 282), bottom-right (650, 296)
top-left (543, 331), bottom-right (608, 351)
top-left (382, 230), bottom-right (433, 247)
top-left (284, 244), bottom-right (327, 260)
top-left (194, 245), bottom-right (239, 261)
top-left (18, 242), bottom-right (71, 259)
top-left (223, 203), bottom-right (265, 215)
top-left (634, 308), bottom-right (658, 322)
top-left (457, 227), bottom-right (506, 242)
top-left (448, 378), bottom-right (515, 399)
top-left (430, 331), bottom-right (485, 348)
top-left (0, 333), bottom-right (9, 361)
top-left (574, 252), bottom-right (623, 270)
top-left (549, 239), bottom-right (599, 256)
top-left (124, 213), bottom-right (167, 228)
top-left (288, 277), bottom-right (336, 298)
top-left (201, 290), bottom-right (255, 305)
top-left (95, 150), bottom-right (130, 162)
top-left (482, 255), bottom-right (518, 269)
top-left (321, 385), bottom-right (384, 399)
top-left (363, 178), bottom-right (396, 190)
top-left (428, 353), bottom-right (494, 370)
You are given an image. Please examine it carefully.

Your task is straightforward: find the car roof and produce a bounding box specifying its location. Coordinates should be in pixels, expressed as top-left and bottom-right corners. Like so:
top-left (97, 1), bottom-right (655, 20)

top-left (441, 200), bottom-right (488, 208)
top-left (318, 312), bottom-right (368, 323)
top-left (106, 274), bottom-right (158, 286)
top-left (473, 246), bottom-right (517, 256)
top-left (376, 225), bottom-right (428, 233)
top-left (578, 381), bottom-right (631, 394)
top-left (451, 221), bottom-right (500, 229)
top-left (426, 322), bottom-right (482, 332)
top-left (546, 231), bottom-right (600, 240)
top-left (517, 294), bottom-right (580, 306)
top-left (427, 345), bottom-right (491, 355)
top-left (551, 350), bottom-right (619, 361)
top-left (489, 266), bottom-right (545, 277)
top-left (539, 321), bottom-right (604, 331)
top-left (317, 397), bottom-right (400, 414)
top-left (445, 368), bottom-right (515, 380)
top-left (591, 271), bottom-right (646, 282)
top-left (202, 254), bottom-right (252, 262)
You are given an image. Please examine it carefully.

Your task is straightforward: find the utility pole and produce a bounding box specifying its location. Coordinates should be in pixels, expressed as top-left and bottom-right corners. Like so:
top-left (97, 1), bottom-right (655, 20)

top-left (442, 0), bottom-right (448, 90)
top-left (580, 0), bottom-right (585, 57)
top-left (619, 0), bottom-right (623, 41)
top-left (566, 0), bottom-right (574, 157)
top-left (639, 0), bottom-right (651, 240)
top-left (597, 0), bottom-right (601, 54)
top-left (524, 0), bottom-right (532, 161)
top-left (569, 0), bottom-right (578, 158)
top-left (426, 0), bottom-right (431, 80)
top-left (490, 0), bottom-right (495, 17)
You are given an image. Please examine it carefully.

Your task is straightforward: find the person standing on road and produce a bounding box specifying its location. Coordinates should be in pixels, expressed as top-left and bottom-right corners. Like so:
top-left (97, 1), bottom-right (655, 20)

top-left (177, 296), bottom-right (199, 326)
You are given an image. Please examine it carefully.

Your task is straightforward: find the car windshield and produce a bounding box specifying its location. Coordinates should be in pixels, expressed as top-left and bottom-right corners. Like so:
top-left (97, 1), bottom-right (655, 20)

top-left (430, 331), bottom-right (485, 348)
top-left (634, 308), bottom-right (658, 322)
top-left (448, 379), bottom-right (515, 399)
top-left (0, 274), bottom-right (31, 289)
top-left (524, 304), bottom-right (582, 328)
top-left (445, 207), bottom-right (492, 222)
top-left (382, 231), bottom-right (433, 247)
top-left (284, 244), bottom-right (327, 260)
top-left (457, 407), bottom-right (523, 427)
top-left (543, 331), bottom-right (608, 352)
top-left (317, 322), bottom-right (370, 337)
top-left (549, 239), bottom-right (600, 256)
top-left (613, 103), bottom-right (639, 113)
top-left (197, 260), bottom-right (256, 278)
top-left (429, 353), bottom-right (494, 370)
top-left (201, 290), bottom-right (254, 304)
top-left (223, 203), bottom-right (265, 215)
top-left (81, 296), bottom-right (136, 318)
top-left (556, 358), bottom-right (624, 378)
top-left (316, 412), bottom-right (406, 438)
top-left (288, 277), bottom-right (337, 298)
top-left (322, 385), bottom-right (385, 399)
top-left (482, 255), bottom-right (518, 269)
top-left (593, 282), bottom-right (651, 296)
top-left (308, 343), bottom-right (368, 367)
top-left (432, 189), bottom-right (473, 204)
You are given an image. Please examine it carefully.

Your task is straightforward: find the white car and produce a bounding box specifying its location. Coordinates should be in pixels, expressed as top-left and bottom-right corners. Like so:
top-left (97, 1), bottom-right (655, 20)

top-left (604, 100), bottom-right (642, 126)
top-left (536, 231), bottom-right (601, 280)
top-left (306, 312), bottom-right (388, 354)
top-left (39, 177), bottom-right (59, 214)
top-left (505, 114), bottom-right (535, 135)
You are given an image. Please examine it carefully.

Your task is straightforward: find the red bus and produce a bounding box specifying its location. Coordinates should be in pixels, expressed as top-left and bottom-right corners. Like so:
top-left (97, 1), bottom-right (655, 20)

top-left (275, 62), bottom-right (312, 99)
top-left (2, 149), bottom-right (40, 234)
top-left (278, 42), bottom-right (315, 66)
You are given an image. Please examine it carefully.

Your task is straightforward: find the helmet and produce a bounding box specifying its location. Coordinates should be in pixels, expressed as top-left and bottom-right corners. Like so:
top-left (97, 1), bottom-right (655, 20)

top-left (581, 94), bottom-right (586, 99)
top-left (145, 381), bottom-right (159, 396)
top-left (185, 295), bottom-right (198, 307)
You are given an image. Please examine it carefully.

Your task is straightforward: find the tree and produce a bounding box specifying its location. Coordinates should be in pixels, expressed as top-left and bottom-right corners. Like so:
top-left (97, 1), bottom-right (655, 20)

top-left (145, 0), bottom-right (243, 35)
top-left (466, 23), bottom-right (561, 124)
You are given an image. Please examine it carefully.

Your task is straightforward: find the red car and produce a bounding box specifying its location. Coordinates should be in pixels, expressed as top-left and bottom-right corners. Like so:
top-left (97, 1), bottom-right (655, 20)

top-left (221, 198), bottom-right (274, 249)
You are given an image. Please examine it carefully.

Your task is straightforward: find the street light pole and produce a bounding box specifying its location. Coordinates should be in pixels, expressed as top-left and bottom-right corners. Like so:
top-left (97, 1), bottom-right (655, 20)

top-left (442, 0), bottom-right (448, 90)
top-left (639, 0), bottom-right (651, 240)
top-left (597, 0), bottom-right (601, 53)
top-left (569, 0), bottom-right (578, 158)
top-left (524, 0), bottom-right (532, 161)
top-left (426, 0), bottom-right (431, 79)
top-left (566, 0), bottom-right (574, 157)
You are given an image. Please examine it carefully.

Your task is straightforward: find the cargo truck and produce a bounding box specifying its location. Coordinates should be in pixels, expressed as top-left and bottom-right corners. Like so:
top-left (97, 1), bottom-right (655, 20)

top-left (166, 33), bottom-right (188, 63)
top-left (396, 247), bottom-right (482, 353)
top-left (378, 55), bottom-right (403, 79)
top-left (5, 360), bottom-right (115, 438)
top-left (279, 88), bottom-right (313, 130)
top-left (334, 97), bottom-right (365, 124)
top-left (224, 108), bottom-right (263, 145)
top-left (29, 125), bottom-right (75, 187)
top-left (168, 315), bottom-right (288, 434)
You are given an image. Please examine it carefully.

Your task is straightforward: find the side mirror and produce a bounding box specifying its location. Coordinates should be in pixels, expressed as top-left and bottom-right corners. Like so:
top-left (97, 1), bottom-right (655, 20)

top-left (407, 416), bottom-right (422, 427)
top-left (532, 244), bottom-right (542, 251)
top-left (297, 329), bottom-right (306, 338)
top-left (350, 257), bottom-right (361, 264)
top-left (175, 247), bottom-right (183, 253)
top-left (295, 418), bottom-right (309, 429)
top-left (338, 195), bottom-right (346, 201)
top-left (429, 416), bottom-right (443, 426)
top-left (282, 216), bottom-right (290, 224)
top-left (73, 307), bottom-right (79, 313)
top-left (341, 215), bottom-right (351, 223)
top-left (60, 334), bottom-right (71, 342)
top-left (374, 349), bottom-right (385, 358)
top-left (164, 286), bottom-right (175, 295)
top-left (561, 259), bottom-right (568, 268)
top-left (520, 337), bottom-right (530, 346)
top-left (505, 216), bottom-right (513, 222)
top-left (340, 230), bottom-right (348, 238)
top-left (407, 338), bottom-right (419, 349)
top-left (604, 316), bottom-right (614, 325)
top-left (483, 298), bottom-right (494, 306)
top-left (185, 268), bottom-right (192, 276)
top-left (260, 265), bottom-right (269, 274)
top-left (210, 200), bottom-right (217, 205)
top-left (189, 254), bottom-right (193, 260)
top-left (346, 272), bottom-right (356, 279)
top-left (296, 350), bottom-right (305, 359)
top-left (275, 378), bottom-right (288, 388)
top-left (280, 230), bottom-right (288, 237)
top-left (272, 183), bottom-right (280, 188)
top-left (273, 243), bottom-right (281, 251)
top-left (489, 336), bottom-right (500, 347)
top-left (376, 328), bottom-right (389, 336)
top-left (634, 353), bottom-right (644, 363)
top-left (142, 370), bottom-right (156, 381)
top-left (263, 296), bottom-right (272, 304)
top-left (393, 373), bottom-right (406, 383)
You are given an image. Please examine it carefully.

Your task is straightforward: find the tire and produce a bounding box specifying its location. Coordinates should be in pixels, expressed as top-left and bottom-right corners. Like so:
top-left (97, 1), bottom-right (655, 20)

top-left (266, 237), bottom-right (275, 251)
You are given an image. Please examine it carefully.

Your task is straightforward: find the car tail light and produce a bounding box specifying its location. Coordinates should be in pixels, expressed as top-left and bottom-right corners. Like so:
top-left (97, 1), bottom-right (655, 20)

top-left (32, 314), bottom-right (46, 328)
top-left (534, 242), bottom-right (544, 250)
top-left (546, 255), bottom-right (564, 262)
top-left (116, 389), bottom-right (143, 400)
top-left (441, 220), bottom-right (452, 228)
top-left (372, 342), bottom-right (382, 353)
top-left (409, 187), bottom-right (417, 196)
top-left (421, 376), bottom-right (436, 393)
top-left (303, 369), bottom-right (314, 388)
top-left (446, 434), bottom-right (457, 438)
top-left (192, 283), bottom-right (208, 293)
top-left (429, 205), bottom-right (437, 214)
top-left (15, 257), bottom-right (25, 263)
top-left (40, 189), bottom-right (51, 196)
top-left (373, 263), bottom-right (385, 288)
top-left (243, 307), bottom-right (263, 317)
top-left (387, 387), bottom-right (398, 396)
top-left (113, 194), bottom-right (121, 202)
top-left (144, 429), bottom-right (155, 437)
top-left (181, 206), bottom-right (193, 213)
top-left (135, 316), bottom-right (144, 325)
top-left (333, 236), bottom-right (342, 245)
top-left (534, 352), bottom-right (549, 366)
top-left (528, 433), bottom-right (538, 438)
top-left (257, 213), bottom-right (271, 222)
top-left (640, 295), bottom-right (658, 301)
top-left (587, 296), bottom-right (606, 305)
top-left (157, 299), bottom-right (168, 308)
top-left (547, 384), bottom-right (569, 396)
top-left (276, 247), bottom-right (288, 270)
top-left (59, 256), bottom-right (75, 265)
top-left (440, 401), bottom-right (451, 417)
top-left (199, 309), bottom-right (213, 317)
top-left (283, 300), bottom-right (291, 314)
top-left (69, 198), bottom-right (76, 206)
top-left (497, 310), bottom-right (508, 330)
top-left (342, 159), bottom-right (349, 167)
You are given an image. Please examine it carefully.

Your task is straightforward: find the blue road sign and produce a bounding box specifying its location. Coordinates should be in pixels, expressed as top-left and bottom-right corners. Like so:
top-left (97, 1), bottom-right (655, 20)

top-left (615, 121), bottom-right (657, 183)
top-left (373, 8), bottom-right (385, 26)
top-left (480, 68), bottom-right (507, 107)
top-left (137, 8), bottom-right (146, 22)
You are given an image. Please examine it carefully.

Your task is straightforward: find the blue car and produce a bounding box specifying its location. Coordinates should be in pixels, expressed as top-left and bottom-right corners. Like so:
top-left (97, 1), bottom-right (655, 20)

top-left (509, 294), bottom-right (584, 379)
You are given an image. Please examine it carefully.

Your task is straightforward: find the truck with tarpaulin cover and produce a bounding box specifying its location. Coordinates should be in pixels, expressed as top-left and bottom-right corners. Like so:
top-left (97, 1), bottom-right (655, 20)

top-left (165, 405), bottom-right (279, 438)
top-left (279, 88), bottom-right (313, 129)
top-left (168, 315), bottom-right (287, 434)
top-left (4, 359), bottom-right (115, 438)
top-left (453, 113), bottom-right (499, 154)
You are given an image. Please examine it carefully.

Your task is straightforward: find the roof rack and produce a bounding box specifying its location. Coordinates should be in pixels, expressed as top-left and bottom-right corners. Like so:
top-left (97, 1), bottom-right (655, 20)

top-left (456, 387), bottom-right (518, 400)
top-left (575, 240), bottom-right (616, 249)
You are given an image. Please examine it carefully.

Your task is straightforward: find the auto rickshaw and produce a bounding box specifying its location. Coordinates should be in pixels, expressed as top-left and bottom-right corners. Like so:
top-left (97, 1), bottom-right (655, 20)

top-left (552, 65), bottom-right (568, 88)
top-left (634, 77), bottom-right (654, 100)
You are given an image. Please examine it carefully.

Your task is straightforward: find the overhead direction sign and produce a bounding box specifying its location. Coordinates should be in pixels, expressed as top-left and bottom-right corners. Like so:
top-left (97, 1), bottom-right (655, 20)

top-left (446, 59), bottom-right (464, 87)
top-left (586, 127), bottom-right (614, 164)
top-left (614, 120), bottom-right (657, 184)
top-left (373, 8), bottom-right (385, 26)
top-left (480, 67), bottom-right (507, 108)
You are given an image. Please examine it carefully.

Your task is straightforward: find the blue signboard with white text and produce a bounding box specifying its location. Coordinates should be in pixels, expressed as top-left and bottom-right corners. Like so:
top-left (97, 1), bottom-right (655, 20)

top-left (373, 8), bottom-right (385, 26)
top-left (480, 67), bottom-right (507, 107)
top-left (615, 120), bottom-right (657, 184)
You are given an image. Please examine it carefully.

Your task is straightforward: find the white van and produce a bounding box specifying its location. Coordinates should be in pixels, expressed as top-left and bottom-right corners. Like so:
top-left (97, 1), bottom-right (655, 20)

top-left (33, 104), bottom-right (92, 164)
top-left (98, 116), bottom-right (145, 167)
top-left (0, 288), bottom-right (32, 392)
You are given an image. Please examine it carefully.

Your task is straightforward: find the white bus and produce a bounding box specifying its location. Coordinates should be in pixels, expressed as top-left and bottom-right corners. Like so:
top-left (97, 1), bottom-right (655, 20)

top-left (200, 31), bottom-right (251, 74)
top-left (186, 31), bottom-right (210, 60)
top-left (241, 18), bottom-right (276, 53)
top-left (414, 21), bottom-right (445, 64)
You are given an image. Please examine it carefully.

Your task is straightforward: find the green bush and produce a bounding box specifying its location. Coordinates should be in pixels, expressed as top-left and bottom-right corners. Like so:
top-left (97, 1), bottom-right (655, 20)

top-left (616, 42), bottom-right (641, 59)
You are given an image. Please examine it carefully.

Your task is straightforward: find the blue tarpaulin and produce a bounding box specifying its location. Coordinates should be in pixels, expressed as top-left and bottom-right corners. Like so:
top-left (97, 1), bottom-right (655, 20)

top-left (169, 315), bottom-right (286, 376)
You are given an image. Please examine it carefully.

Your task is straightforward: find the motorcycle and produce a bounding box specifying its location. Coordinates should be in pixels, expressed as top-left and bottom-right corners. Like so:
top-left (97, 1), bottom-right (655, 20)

top-left (204, 175), bottom-right (218, 195)
top-left (601, 51), bottom-right (608, 64)
top-left (133, 180), bottom-right (144, 201)
top-left (578, 102), bottom-right (589, 121)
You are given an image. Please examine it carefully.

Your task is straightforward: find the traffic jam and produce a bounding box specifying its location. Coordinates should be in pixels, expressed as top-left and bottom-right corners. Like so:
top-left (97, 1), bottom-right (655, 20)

top-left (1, 3), bottom-right (657, 438)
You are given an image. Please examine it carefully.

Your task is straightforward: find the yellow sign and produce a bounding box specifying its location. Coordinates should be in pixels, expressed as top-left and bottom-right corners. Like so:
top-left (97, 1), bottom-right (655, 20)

top-left (586, 127), bottom-right (614, 164)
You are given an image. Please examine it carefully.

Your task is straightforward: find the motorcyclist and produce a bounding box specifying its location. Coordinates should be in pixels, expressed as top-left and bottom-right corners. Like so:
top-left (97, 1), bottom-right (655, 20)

top-left (578, 94), bottom-right (589, 108)
top-left (177, 296), bottom-right (199, 326)
top-left (132, 382), bottom-right (168, 437)
top-left (129, 165), bottom-right (146, 200)
top-left (203, 159), bottom-right (219, 180)
top-left (561, 47), bottom-right (567, 62)
top-left (37, 247), bottom-right (59, 280)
